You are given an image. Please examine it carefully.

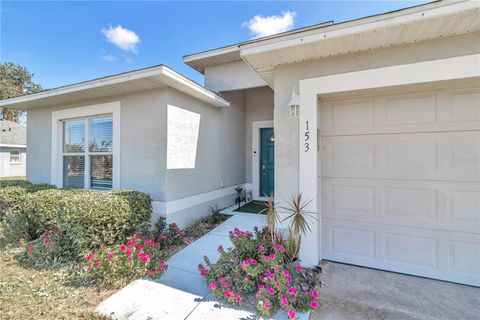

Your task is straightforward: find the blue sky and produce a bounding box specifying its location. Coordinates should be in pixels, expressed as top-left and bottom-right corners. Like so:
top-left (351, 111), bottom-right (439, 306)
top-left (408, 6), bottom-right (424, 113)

top-left (2, 1), bottom-right (428, 89)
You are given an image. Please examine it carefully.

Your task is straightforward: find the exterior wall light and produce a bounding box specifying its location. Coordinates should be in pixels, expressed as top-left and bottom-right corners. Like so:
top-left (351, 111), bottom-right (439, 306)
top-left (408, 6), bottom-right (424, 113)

top-left (287, 91), bottom-right (300, 118)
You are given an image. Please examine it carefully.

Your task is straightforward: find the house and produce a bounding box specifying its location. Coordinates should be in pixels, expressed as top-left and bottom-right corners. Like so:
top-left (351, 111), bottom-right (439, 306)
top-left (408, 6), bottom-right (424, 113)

top-left (0, 120), bottom-right (27, 178)
top-left (0, 0), bottom-right (478, 286)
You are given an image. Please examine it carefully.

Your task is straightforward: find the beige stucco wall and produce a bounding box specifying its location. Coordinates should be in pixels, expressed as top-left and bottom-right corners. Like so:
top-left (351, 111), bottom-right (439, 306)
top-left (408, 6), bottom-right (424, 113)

top-left (273, 32), bottom-right (480, 197)
top-left (26, 86), bottom-right (247, 204)
top-left (204, 60), bottom-right (267, 92)
top-left (244, 86), bottom-right (274, 183)
top-left (164, 88), bottom-right (246, 201)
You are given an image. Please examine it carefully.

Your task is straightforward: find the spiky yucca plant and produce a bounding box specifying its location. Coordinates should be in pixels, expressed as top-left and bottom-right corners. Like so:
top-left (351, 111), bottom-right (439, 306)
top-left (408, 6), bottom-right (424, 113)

top-left (260, 196), bottom-right (279, 244)
top-left (280, 193), bottom-right (318, 261)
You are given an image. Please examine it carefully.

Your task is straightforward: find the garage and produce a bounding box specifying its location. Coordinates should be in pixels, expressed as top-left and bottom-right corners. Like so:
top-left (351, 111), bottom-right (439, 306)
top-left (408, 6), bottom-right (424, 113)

top-left (319, 86), bottom-right (480, 286)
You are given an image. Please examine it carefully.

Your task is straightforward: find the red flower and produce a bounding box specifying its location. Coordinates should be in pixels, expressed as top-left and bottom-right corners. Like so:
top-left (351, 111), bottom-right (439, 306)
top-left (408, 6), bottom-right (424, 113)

top-left (126, 248), bottom-right (133, 255)
top-left (120, 245), bottom-right (126, 251)
top-left (87, 253), bottom-right (95, 261)
top-left (158, 260), bottom-right (165, 265)
top-left (225, 290), bottom-right (234, 298)
top-left (107, 252), bottom-right (114, 260)
top-left (134, 234), bottom-right (140, 239)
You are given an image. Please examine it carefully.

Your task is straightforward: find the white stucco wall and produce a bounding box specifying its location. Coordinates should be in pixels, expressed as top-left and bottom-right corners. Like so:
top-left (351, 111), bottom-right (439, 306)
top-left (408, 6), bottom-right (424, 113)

top-left (0, 147), bottom-right (26, 177)
top-left (273, 32), bottom-right (480, 198)
top-left (204, 60), bottom-right (267, 92)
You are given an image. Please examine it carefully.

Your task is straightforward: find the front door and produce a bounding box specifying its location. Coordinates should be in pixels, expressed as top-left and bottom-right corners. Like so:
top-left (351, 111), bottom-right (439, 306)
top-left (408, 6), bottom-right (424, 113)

top-left (260, 128), bottom-right (274, 197)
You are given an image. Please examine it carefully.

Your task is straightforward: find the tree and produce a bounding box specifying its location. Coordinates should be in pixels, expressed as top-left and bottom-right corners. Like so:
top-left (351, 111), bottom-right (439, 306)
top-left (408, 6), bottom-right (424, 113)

top-left (0, 62), bottom-right (43, 123)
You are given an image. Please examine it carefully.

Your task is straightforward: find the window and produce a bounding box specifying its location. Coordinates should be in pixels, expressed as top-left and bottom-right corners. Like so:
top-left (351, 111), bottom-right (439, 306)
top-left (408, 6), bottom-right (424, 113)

top-left (10, 149), bottom-right (21, 164)
top-left (62, 115), bottom-right (113, 190)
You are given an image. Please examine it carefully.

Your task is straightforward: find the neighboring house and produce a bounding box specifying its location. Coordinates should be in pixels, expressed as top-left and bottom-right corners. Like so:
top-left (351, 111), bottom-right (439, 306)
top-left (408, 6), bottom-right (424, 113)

top-left (0, 1), bottom-right (479, 286)
top-left (0, 120), bottom-right (27, 178)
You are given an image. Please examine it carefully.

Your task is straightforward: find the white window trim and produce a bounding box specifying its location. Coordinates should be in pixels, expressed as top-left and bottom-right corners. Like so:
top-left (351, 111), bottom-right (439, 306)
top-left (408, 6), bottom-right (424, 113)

top-left (51, 101), bottom-right (121, 189)
top-left (10, 149), bottom-right (21, 165)
top-left (251, 120), bottom-right (273, 200)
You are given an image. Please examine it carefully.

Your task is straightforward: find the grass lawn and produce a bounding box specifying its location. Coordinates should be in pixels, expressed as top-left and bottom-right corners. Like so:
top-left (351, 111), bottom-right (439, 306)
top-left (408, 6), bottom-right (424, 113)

top-left (0, 248), bottom-right (116, 320)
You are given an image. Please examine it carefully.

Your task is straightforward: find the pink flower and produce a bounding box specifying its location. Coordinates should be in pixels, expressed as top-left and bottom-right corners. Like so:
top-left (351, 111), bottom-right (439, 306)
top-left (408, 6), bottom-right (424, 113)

top-left (287, 310), bottom-right (296, 319)
top-left (120, 245), bottom-right (126, 251)
top-left (126, 248), bottom-right (133, 255)
top-left (86, 253), bottom-right (94, 261)
top-left (127, 240), bottom-right (136, 246)
top-left (263, 256), bottom-right (270, 262)
top-left (236, 296), bottom-right (241, 303)
top-left (269, 274), bottom-right (275, 280)
top-left (136, 245), bottom-right (144, 251)
top-left (134, 234), bottom-right (140, 239)
top-left (281, 294), bottom-right (289, 305)
top-left (147, 269), bottom-right (154, 275)
top-left (127, 256), bottom-right (133, 261)
top-left (267, 287), bottom-right (275, 295)
top-left (283, 269), bottom-right (290, 276)
top-left (200, 269), bottom-right (209, 276)
top-left (158, 260), bottom-right (165, 265)
top-left (225, 290), bottom-right (234, 298)
top-left (217, 245), bottom-right (223, 252)
top-left (310, 300), bottom-right (318, 309)
top-left (94, 260), bottom-right (101, 267)
top-left (295, 265), bottom-right (302, 271)
top-left (258, 245), bottom-right (265, 252)
top-left (275, 282), bottom-right (281, 287)
top-left (311, 290), bottom-right (318, 299)
top-left (107, 252), bottom-right (114, 260)
top-left (256, 291), bottom-right (262, 297)
top-left (274, 244), bottom-right (285, 252)
top-left (269, 253), bottom-right (276, 260)
top-left (258, 285), bottom-right (265, 290)
top-left (288, 287), bottom-right (297, 296)
top-left (208, 282), bottom-right (217, 290)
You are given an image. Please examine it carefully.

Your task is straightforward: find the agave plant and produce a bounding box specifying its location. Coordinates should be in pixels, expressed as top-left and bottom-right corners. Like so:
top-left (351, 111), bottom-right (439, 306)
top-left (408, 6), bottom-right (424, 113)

top-left (280, 193), bottom-right (318, 261)
top-left (260, 196), bottom-right (280, 244)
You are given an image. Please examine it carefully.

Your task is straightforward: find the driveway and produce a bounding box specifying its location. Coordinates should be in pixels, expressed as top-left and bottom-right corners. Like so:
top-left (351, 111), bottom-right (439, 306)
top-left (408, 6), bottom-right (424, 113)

top-left (311, 262), bottom-right (480, 320)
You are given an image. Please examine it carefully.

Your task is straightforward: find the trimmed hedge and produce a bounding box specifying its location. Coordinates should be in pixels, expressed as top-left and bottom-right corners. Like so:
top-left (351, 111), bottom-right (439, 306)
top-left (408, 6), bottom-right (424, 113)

top-left (1, 181), bottom-right (152, 258)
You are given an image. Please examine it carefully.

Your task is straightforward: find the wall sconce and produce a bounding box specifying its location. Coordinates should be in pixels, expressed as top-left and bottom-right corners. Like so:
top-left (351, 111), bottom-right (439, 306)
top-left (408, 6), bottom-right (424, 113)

top-left (287, 91), bottom-right (300, 118)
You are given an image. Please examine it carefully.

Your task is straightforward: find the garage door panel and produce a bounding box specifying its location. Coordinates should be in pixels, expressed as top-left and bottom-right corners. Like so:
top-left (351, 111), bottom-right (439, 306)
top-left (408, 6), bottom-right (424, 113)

top-left (321, 88), bottom-right (480, 136)
top-left (322, 178), bottom-right (480, 233)
top-left (322, 218), bottom-right (480, 286)
top-left (320, 87), bottom-right (480, 286)
top-left (322, 131), bottom-right (480, 181)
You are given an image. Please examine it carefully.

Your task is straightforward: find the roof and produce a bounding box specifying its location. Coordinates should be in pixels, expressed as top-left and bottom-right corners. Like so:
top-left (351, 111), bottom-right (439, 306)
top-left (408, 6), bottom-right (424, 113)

top-left (184, 0), bottom-right (480, 86)
top-left (0, 65), bottom-right (230, 110)
top-left (0, 120), bottom-right (26, 147)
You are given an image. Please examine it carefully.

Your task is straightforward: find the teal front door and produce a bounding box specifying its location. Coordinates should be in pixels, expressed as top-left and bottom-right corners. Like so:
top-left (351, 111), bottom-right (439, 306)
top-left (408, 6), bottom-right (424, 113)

top-left (260, 128), bottom-right (274, 197)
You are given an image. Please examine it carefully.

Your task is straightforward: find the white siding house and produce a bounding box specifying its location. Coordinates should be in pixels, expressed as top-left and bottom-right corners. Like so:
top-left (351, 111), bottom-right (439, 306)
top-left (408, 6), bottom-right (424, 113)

top-left (0, 120), bottom-right (26, 178)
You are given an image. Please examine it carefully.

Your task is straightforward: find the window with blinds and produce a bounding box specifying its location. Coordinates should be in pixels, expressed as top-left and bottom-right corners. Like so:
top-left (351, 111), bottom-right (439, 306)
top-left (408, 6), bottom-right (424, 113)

top-left (62, 115), bottom-right (113, 190)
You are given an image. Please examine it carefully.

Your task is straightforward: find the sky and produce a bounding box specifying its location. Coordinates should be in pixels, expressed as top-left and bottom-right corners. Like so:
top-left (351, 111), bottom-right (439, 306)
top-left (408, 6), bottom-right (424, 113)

top-left (1, 1), bottom-right (429, 89)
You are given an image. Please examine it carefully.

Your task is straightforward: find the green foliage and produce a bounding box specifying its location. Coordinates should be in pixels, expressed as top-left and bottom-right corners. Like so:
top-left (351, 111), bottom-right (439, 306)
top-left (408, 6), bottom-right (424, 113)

top-left (0, 186), bottom-right (28, 217)
top-left (108, 190), bottom-right (152, 235)
top-left (0, 62), bottom-right (43, 123)
top-left (0, 179), bottom-right (32, 189)
top-left (17, 228), bottom-right (76, 268)
top-left (260, 197), bottom-right (280, 244)
top-left (58, 191), bottom-right (138, 255)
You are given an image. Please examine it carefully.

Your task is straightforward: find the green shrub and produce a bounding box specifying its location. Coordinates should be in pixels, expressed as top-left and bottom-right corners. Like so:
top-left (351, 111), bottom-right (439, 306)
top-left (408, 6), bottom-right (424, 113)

top-left (0, 179), bottom-right (32, 189)
top-left (24, 189), bottom-right (71, 233)
top-left (17, 228), bottom-right (76, 268)
top-left (27, 183), bottom-right (57, 193)
top-left (108, 190), bottom-right (152, 235)
top-left (58, 190), bottom-right (152, 255)
top-left (0, 187), bottom-right (28, 217)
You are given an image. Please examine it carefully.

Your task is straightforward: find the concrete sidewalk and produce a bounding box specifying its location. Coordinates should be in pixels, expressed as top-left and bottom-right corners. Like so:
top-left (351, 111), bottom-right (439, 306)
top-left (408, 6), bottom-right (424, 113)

top-left (96, 209), bottom-right (309, 320)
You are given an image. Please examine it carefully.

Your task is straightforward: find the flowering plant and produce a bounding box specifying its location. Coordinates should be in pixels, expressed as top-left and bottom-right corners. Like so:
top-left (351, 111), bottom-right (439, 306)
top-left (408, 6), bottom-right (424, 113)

top-left (85, 223), bottom-right (185, 285)
top-left (199, 228), bottom-right (319, 319)
top-left (17, 228), bottom-right (76, 268)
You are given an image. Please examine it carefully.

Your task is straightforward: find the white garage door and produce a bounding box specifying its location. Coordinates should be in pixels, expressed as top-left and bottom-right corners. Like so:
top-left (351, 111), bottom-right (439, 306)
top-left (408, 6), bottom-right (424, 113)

top-left (319, 87), bottom-right (480, 286)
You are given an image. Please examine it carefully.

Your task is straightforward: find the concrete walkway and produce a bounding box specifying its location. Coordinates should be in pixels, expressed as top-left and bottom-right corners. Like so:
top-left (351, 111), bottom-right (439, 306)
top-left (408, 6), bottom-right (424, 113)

top-left (311, 262), bottom-right (480, 320)
top-left (96, 208), bottom-right (308, 320)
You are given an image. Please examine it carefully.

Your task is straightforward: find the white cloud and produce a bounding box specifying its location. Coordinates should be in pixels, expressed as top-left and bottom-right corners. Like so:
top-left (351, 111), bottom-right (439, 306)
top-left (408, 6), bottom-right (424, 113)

top-left (242, 11), bottom-right (296, 39)
top-left (101, 54), bottom-right (116, 61)
top-left (101, 25), bottom-right (140, 53)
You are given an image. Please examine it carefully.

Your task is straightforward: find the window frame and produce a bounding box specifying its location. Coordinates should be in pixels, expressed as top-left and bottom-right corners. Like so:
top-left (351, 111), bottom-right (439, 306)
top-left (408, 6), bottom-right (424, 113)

top-left (9, 149), bottom-right (21, 165)
top-left (51, 101), bottom-right (121, 189)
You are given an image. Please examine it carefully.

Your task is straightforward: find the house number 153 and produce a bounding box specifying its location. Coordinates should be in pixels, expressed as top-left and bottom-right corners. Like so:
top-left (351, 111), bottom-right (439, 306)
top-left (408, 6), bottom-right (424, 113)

top-left (304, 121), bottom-right (310, 152)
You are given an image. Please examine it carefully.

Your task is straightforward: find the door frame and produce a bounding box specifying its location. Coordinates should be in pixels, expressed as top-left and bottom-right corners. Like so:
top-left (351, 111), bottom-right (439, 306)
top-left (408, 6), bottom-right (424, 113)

top-left (252, 120), bottom-right (274, 200)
